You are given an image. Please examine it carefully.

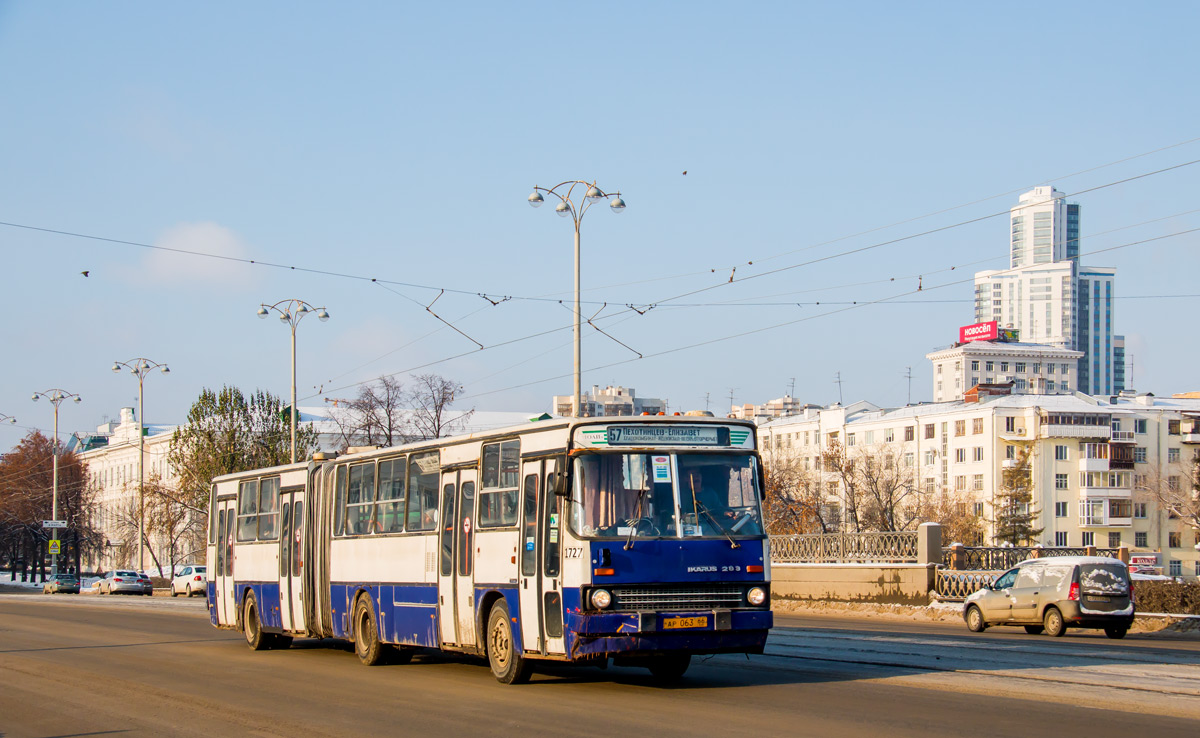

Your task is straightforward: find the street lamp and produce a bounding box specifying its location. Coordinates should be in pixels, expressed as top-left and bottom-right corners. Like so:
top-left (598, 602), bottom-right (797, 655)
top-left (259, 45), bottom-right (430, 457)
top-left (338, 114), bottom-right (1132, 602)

top-left (528, 180), bottom-right (626, 417)
top-left (258, 299), bottom-right (330, 463)
top-left (0, 413), bottom-right (16, 425)
top-left (111, 358), bottom-right (170, 572)
top-left (31, 389), bottom-right (81, 576)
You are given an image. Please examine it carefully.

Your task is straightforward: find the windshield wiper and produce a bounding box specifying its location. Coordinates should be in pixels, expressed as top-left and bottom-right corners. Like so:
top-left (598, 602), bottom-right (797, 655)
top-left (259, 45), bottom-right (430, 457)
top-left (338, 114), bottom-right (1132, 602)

top-left (696, 502), bottom-right (740, 549)
top-left (624, 487), bottom-right (648, 551)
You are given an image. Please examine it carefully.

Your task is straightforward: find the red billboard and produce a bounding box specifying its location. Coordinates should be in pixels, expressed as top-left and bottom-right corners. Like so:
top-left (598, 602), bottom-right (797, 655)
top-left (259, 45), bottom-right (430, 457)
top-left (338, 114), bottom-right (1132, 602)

top-left (959, 321), bottom-right (998, 343)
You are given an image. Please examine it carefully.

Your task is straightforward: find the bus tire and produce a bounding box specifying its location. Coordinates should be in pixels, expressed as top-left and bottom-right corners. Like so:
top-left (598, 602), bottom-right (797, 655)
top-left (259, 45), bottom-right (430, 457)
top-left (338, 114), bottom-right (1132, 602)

top-left (353, 595), bottom-right (387, 666)
top-left (648, 653), bottom-right (691, 683)
top-left (487, 600), bottom-right (532, 685)
top-left (243, 593), bottom-right (269, 651)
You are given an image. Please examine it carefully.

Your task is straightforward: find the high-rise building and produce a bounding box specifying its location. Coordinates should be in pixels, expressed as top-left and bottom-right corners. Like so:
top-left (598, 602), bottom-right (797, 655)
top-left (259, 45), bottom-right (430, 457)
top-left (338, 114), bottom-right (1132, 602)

top-left (975, 187), bottom-right (1124, 396)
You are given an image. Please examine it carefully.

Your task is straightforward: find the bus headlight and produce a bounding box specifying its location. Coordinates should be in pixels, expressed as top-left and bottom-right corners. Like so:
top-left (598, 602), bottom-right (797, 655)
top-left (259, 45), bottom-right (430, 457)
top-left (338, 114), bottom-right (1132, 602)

top-left (590, 589), bottom-right (613, 609)
top-left (747, 587), bottom-right (766, 606)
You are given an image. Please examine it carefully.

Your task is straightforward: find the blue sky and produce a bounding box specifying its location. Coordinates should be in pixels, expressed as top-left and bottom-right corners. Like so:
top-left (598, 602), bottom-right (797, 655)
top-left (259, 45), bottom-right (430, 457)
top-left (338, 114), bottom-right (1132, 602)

top-left (2, 2), bottom-right (1198, 447)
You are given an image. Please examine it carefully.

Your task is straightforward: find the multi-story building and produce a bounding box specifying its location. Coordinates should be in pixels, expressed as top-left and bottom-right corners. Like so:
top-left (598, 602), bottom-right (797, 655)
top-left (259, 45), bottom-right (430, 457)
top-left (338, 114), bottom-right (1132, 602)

top-left (729, 395), bottom-right (809, 423)
top-left (973, 186), bottom-right (1124, 396)
top-left (759, 391), bottom-right (1200, 579)
top-left (927, 338), bottom-right (1083, 402)
top-left (551, 385), bottom-right (664, 418)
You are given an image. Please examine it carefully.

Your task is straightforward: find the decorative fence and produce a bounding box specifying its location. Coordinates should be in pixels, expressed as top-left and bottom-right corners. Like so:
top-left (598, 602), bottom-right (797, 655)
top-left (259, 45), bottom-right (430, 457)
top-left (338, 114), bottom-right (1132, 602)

top-left (941, 546), bottom-right (1121, 571)
top-left (934, 569), bottom-right (1002, 601)
top-left (770, 531), bottom-right (919, 564)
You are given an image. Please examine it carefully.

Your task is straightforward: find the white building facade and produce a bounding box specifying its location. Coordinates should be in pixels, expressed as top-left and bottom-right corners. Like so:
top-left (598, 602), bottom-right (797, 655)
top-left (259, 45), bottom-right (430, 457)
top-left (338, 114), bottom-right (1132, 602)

top-left (759, 393), bottom-right (1200, 579)
top-left (926, 341), bottom-right (1084, 402)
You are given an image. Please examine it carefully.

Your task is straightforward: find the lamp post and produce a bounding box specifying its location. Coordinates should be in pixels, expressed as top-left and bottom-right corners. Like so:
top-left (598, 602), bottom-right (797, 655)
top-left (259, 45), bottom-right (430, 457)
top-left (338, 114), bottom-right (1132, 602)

top-left (111, 358), bottom-right (170, 572)
top-left (31, 390), bottom-right (81, 576)
top-left (0, 413), bottom-right (16, 426)
top-left (527, 180), bottom-right (626, 417)
top-left (257, 299), bottom-right (330, 463)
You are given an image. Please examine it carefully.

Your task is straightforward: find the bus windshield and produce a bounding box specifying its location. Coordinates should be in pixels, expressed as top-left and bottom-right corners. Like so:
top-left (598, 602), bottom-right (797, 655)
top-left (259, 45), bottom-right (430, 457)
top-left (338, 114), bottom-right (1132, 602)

top-left (570, 452), bottom-right (763, 540)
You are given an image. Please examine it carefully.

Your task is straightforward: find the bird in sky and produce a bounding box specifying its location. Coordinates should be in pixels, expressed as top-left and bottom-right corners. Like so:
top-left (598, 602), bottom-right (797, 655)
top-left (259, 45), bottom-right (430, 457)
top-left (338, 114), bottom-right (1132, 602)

top-left (80, 270), bottom-right (89, 277)
top-left (682, 170), bottom-right (687, 175)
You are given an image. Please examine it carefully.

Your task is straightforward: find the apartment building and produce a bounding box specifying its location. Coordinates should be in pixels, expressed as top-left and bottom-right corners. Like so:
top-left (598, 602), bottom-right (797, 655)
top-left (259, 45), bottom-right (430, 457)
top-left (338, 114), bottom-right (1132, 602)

top-left (759, 392), bottom-right (1200, 579)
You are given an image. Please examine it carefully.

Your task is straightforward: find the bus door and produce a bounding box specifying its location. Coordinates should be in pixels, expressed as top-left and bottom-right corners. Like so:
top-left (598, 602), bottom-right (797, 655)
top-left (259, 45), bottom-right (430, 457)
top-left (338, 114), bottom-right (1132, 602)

top-left (517, 460), bottom-right (543, 653)
top-left (541, 458), bottom-right (566, 655)
top-left (454, 469), bottom-right (478, 647)
top-left (436, 472), bottom-right (458, 644)
top-left (278, 486), bottom-right (305, 633)
top-left (215, 497), bottom-right (237, 626)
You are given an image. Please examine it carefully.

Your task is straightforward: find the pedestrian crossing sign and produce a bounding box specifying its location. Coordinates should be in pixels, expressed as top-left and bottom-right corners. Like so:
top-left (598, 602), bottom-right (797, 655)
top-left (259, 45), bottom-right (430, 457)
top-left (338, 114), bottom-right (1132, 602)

top-left (48, 540), bottom-right (60, 555)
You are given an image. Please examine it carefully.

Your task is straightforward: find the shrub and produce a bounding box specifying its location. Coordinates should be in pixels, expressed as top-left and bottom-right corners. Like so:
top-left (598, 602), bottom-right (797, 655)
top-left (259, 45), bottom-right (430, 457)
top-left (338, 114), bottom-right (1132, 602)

top-left (1133, 580), bottom-right (1200, 615)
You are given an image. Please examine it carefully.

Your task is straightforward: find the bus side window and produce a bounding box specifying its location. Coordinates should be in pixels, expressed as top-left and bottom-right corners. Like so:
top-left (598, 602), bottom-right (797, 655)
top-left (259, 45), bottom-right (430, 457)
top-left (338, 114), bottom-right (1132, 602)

top-left (333, 466), bottom-right (347, 536)
top-left (458, 482), bottom-right (475, 577)
top-left (520, 473), bottom-right (538, 577)
top-left (280, 502), bottom-right (291, 578)
top-left (378, 457), bottom-right (406, 533)
top-left (216, 509), bottom-right (226, 574)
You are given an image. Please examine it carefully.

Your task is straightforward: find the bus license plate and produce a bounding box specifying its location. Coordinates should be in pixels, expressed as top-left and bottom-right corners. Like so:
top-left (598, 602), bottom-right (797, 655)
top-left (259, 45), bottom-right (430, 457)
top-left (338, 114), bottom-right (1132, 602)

top-left (663, 616), bottom-right (708, 630)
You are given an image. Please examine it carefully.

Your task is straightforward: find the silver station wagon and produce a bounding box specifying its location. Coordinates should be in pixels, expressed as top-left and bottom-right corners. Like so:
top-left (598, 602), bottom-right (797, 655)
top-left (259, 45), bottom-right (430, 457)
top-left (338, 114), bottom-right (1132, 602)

top-left (963, 556), bottom-right (1134, 639)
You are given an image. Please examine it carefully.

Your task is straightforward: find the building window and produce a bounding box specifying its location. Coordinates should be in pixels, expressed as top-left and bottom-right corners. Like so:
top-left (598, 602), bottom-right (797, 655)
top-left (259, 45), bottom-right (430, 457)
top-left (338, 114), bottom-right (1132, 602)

top-left (1006, 444), bottom-right (1016, 460)
top-left (904, 426), bottom-right (915, 442)
top-left (1135, 531), bottom-right (1148, 547)
top-left (884, 428), bottom-right (894, 443)
top-left (1168, 448), bottom-right (1181, 463)
top-left (1047, 363), bottom-right (1055, 375)
top-left (924, 478), bottom-right (936, 494)
top-left (1108, 532), bottom-right (1121, 548)
top-left (1033, 363), bottom-right (1041, 373)
top-left (1015, 362), bottom-right (1026, 373)
top-left (847, 433), bottom-right (856, 447)
top-left (1135, 419), bottom-right (1147, 434)
top-left (864, 430), bottom-right (875, 445)
top-left (1169, 476), bottom-right (1181, 492)
top-left (1047, 380), bottom-right (1056, 391)
top-left (1061, 364), bottom-right (1070, 376)
top-left (1169, 531), bottom-right (1182, 548)
top-left (1168, 420), bottom-right (1181, 435)
top-left (1055, 473), bottom-right (1069, 490)
top-left (1169, 560), bottom-right (1182, 577)
top-left (924, 424), bottom-right (935, 440)
top-left (954, 420), bottom-right (965, 437)
top-left (1005, 417), bottom-right (1016, 433)
top-left (985, 361), bottom-right (994, 372)
top-left (1134, 502), bottom-right (1147, 518)
top-left (1055, 445), bottom-right (1069, 461)
top-left (904, 452), bottom-right (914, 467)
top-left (971, 360), bottom-right (980, 371)
top-left (1055, 501), bottom-right (1068, 517)
top-left (954, 475), bottom-right (966, 491)
top-left (1082, 531), bottom-right (1094, 546)
top-left (924, 450), bottom-right (936, 466)
top-left (973, 447), bottom-right (984, 462)
top-left (1133, 446), bottom-right (1147, 463)
top-left (955, 448), bottom-right (966, 463)
top-left (1055, 531), bottom-right (1068, 546)
top-left (972, 418), bottom-right (983, 434)
top-left (974, 502), bottom-right (985, 517)
top-left (1000, 362), bottom-right (1009, 372)
top-left (972, 474), bottom-right (984, 491)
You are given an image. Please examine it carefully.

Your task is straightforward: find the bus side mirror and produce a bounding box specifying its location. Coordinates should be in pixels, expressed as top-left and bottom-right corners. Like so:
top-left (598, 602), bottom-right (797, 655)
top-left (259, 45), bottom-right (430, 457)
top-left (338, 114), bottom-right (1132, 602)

top-left (550, 471), bottom-right (569, 497)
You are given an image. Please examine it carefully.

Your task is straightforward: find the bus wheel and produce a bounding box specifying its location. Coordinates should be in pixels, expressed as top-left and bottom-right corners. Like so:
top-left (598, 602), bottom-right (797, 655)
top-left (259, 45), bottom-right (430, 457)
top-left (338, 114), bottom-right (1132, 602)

top-left (487, 600), bottom-right (532, 684)
top-left (648, 654), bottom-right (691, 683)
top-left (354, 596), bottom-right (387, 666)
top-left (243, 593), bottom-right (269, 651)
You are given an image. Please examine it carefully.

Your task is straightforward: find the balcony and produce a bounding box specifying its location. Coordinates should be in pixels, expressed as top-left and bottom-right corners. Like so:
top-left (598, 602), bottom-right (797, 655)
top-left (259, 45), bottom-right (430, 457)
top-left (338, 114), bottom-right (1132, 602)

top-left (1043, 424), bottom-right (1111, 439)
top-left (1080, 486), bottom-right (1131, 500)
top-left (1079, 458), bottom-right (1110, 472)
top-left (999, 427), bottom-right (1028, 440)
top-left (1111, 430), bottom-right (1135, 443)
top-left (1081, 515), bottom-right (1132, 528)
top-left (1002, 458), bottom-right (1020, 469)
top-left (1183, 433), bottom-right (1200, 444)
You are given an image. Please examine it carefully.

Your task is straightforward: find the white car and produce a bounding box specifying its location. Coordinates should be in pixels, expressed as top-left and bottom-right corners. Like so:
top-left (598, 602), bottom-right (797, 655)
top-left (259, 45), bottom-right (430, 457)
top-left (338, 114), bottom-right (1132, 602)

top-left (171, 565), bottom-right (208, 597)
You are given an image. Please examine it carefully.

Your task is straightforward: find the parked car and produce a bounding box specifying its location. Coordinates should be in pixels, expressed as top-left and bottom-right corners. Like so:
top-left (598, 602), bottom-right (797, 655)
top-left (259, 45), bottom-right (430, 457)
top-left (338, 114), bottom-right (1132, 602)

top-left (42, 573), bottom-right (80, 594)
top-left (964, 556), bottom-right (1134, 638)
top-left (99, 570), bottom-right (151, 595)
top-left (171, 565), bottom-right (207, 597)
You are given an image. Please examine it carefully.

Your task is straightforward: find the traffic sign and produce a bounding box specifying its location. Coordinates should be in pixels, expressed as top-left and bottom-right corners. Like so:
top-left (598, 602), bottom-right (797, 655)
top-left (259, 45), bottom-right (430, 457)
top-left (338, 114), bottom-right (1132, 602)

top-left (48, 540), bottom-right (61, 555)
top-left (42, 520), bottom-right (67, 529)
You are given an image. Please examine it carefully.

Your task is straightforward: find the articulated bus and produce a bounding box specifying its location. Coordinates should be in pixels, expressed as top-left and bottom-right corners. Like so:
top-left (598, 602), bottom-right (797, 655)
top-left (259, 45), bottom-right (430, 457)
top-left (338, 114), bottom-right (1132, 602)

top-left (207, 416), bottom-right (772, 683)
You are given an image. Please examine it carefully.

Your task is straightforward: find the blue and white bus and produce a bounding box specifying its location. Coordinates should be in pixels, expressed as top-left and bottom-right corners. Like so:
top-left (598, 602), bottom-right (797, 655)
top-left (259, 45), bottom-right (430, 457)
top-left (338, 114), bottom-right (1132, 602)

top-left (207, 416), bottom-right (772, 683)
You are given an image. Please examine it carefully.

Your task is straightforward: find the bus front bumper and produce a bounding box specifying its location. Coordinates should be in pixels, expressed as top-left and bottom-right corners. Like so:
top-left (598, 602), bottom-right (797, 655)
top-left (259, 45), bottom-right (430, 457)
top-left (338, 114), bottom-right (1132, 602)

top-left (564, 609), bottom-right (772, 658)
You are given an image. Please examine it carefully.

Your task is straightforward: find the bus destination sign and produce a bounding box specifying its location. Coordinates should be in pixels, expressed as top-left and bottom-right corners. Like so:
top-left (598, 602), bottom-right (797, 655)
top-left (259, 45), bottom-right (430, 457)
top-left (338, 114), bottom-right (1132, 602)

top-left (606, 426), bottom-right (728, 446)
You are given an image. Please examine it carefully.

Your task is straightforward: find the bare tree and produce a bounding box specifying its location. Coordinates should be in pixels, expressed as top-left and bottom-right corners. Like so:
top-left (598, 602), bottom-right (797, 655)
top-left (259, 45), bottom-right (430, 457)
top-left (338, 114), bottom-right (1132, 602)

top-left (762, 451), bottom-right (834, 534)
top-left (408, 373), bottom-right (473, 440)
top-left (328, 376), bottom-right (410, 450)
top-left (1134, 449), bottom-right (1199, 547)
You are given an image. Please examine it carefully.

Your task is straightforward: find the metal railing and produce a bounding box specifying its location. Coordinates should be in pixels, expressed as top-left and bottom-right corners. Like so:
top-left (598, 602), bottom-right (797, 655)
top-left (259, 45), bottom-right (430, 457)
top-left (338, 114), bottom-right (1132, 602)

top-left (770, 531), bottom-right (918, 564)
top-left (941, 546), bottom-right (1121, 571)
top-left (934, 570), bottom-right (1002, 601)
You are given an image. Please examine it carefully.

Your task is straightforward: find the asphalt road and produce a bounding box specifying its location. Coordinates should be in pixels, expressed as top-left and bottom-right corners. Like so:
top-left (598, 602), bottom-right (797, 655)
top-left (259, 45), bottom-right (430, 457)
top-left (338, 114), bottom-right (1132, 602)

top-left (1, 594), bottom-right (1198, 737)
